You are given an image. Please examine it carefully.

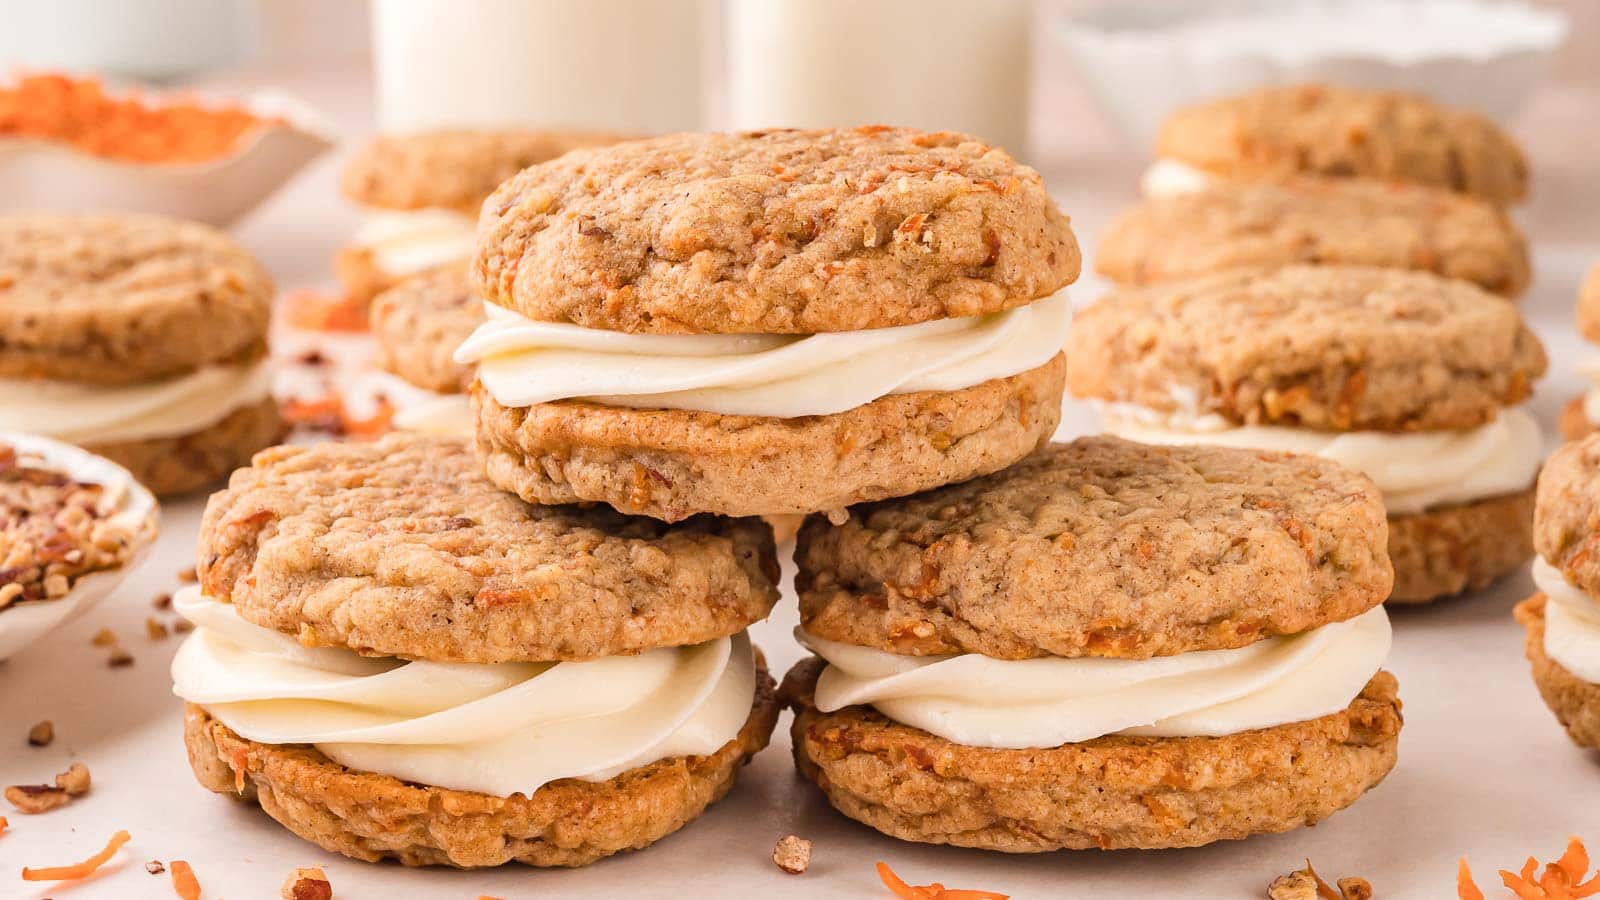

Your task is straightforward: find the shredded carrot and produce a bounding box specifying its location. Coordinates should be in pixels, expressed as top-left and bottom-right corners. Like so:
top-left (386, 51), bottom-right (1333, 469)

top-left (0, 815), bottom-right (7, 834)
top-left (280, 392), bottom-right (394, 440)
top-left (1460, 836), bottom-right (1600, 899)
top-left (20, 828), bottom-right (130, 881)
top-left (170, 859), bottom-right (201, 900)
top-left (0, 74), bottom-right (273, 164)
top-left (282, 288), bottom-right (369, 332)
top-left (876, 861), bottom-right (1008, 900)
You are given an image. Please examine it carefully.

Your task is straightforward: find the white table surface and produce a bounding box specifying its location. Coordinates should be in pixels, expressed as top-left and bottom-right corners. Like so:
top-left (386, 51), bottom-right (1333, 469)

top-left (2, 64), bottom-right (1599, 900)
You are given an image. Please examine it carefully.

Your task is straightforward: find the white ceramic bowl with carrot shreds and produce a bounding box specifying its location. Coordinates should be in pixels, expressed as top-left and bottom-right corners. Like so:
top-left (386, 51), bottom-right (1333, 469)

top-left (0, 72), bottom-right (335, 226)
top-left (0, 432), bottom-right (159, 662)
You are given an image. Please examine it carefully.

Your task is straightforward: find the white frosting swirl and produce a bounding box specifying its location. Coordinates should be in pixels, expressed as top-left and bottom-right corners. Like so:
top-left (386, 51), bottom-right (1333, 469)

top-left (353, 208), bottom-right (477, 276)
top-left (0, 357), bottom-right (273, 444)
top-left (1100, 402), bottom-right (1543, 515)
top-left (1531, 557), bottom-right (1600, 685)
top-left (454, 291), bottom-right (1073, 418)
top-left (170, 589), bottom-right (755, 797)
top-left (799, 606), bottom-right (1390, 749)
top-left (1140, 158), bottom-right (1215, 198)
top-left (391, 392), bottom-right (474, 437)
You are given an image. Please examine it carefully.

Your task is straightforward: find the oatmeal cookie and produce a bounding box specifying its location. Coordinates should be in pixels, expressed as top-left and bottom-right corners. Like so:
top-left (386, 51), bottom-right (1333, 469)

top-left (1156, 83), bottom-right (1527, 205)
top-left (473, 127), bottom-right (1080, 334)
top-left (796, 436), bottom-right (1391, 660)
top-left (1514, 595), bottom-right (1600, 749)
top-left (1385, 489), bottom-right (1535, 604)
top-left (0, 213), bottom-right (272, 383)
top-left (1562, 396), bottom-right (1595, 442)
top-left (89, 395), bottom-right (285, 497)
top-left (473, 355), bottom-right (1064, 522)
top-left (1096, 177), bottom-right (1528, 297)
top-left (198, 433), bottom-right (779, 662)
top-left (370, 266), bottom-right (482, 393)
top-left (1533, 433), bottom-right (1600, 598)
top-left (783, 657), bottom-right (1402, 851)
top-left (182, 655), bottom-right (778, 867)
top-left (1067, 265), bottom-right (1546, 431)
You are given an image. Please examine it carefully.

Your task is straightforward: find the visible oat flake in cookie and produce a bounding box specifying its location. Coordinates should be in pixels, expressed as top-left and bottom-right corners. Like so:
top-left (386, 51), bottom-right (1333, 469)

top-left (473, 127), bottom-right (1080, 334)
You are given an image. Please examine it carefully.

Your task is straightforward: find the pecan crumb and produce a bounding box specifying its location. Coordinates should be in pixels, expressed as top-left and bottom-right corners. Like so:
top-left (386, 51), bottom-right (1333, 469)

top-left (153, 592), bottom-right (173, 609)
top-left (173, 619), bottom-right (195, 634)
top-left (1269, 862), bottom-right (1370, 900)
top-left (107, 648), bottom-right (134, 667)
top-left (1336, 877), bottom-right (1373, 900)
top-left (773, 834), bottom-right (812, 875)
top-left (145, 617), bottom-right (169, 640)
top-left (177, 566), bottom-right (198, 583)
top-left (281, 866), bottom-right (333, 900)
top-left (26, 720), bottom-right (53, 747)
top-left (56, 762), bottom-right (90, 796)
top-left (90, 627), bottom-right (117, 647)
top-left (4, 783), bottom-right (69, 813)
top-left (146, 860), bottom-right (167, 875)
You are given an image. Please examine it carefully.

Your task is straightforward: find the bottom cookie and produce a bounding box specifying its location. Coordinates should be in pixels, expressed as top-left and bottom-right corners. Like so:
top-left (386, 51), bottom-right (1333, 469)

top-left (183, 657), bottom-right (779, 868)
top-left (1562, 395), bottom-right (1596, 443)
top-left (88, 397), bottom-right (285, 497)
top-left (781, 657), bottom-right (1401, 852)
top-left (1514, 594), bottom-right (1600, 749)
top-left (1386, 489), bottom-right (1535, 604)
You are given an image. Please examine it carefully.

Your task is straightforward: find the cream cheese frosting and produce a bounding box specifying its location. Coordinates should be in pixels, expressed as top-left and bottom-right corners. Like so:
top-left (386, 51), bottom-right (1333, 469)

top-left (455, 291), bottom-right (1073, 418)
top-left (1139, 158), bottom-right (1215, 197)
top-left (391, 392), bottom-right (474, 437)
top-left (353, 208), bottom-right (477, 277)
top-left (0, 357), bottom-right (273, 445)
top-left (798, 605), bottom-right (1390, 749)
top-left (1100, 401), bottom-right (1543, 515)
top-left (1531, 557), bottom-right (1600, 685)
top-left (170, 588), bottom-right (755, 797)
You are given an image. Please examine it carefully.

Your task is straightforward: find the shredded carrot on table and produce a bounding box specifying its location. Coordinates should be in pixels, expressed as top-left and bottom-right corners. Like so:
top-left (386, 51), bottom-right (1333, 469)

top-left (282, 288), bottom-right (369, 333)
top-left (0, 816), bottom-right (7, 834)
top-left (877, 861), bottom-right (1008, 900)
top-left (0, 73), bottom-right (272, 164)
top-left (20, 828), bottom-right (130, 881)
top-left (170, 859), bottom-right (202, 900)
top-left (1459, 836), bottom-right (1600, 899)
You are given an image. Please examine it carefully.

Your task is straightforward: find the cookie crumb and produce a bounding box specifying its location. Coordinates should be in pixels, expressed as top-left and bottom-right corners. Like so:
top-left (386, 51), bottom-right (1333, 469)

top-left (773, 834), bottom-right (812, 874)
top-left (146, 860), bottom-right (166, 875)
top-left (27, 720), bottom-right (53, 747)
top-left (281, 865), bottom-right (333, 900)
top-left (145, 617), bottom-right (169, 640)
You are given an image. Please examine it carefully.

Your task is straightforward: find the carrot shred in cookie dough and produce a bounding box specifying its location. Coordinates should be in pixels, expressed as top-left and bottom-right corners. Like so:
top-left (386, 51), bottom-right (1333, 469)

top-left (876, 861), bottom-right (1008, 900)
top-left (170, 859), bottom-right (202, 899)
top-left (20, 828), bottom-right (130, 881)
top-left (1458, 836), bottom-right (1600, 899)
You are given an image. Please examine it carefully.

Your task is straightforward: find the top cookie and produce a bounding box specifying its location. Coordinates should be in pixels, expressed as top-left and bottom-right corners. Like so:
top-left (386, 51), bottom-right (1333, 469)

top-left (1097, 177), bottom-right (1529, 297)
top-left (1156, 84), bottom-right (1528, 206)
top-left (198, 433), bottom-right (779, 663)
top-left (1575, 263), bottom-right (1600, 344)
top-left (1534, 433), bottom-right (1600, 597)
top-left (796, 435), bottom-right (1391, 660)
top-left (370, 266), bottom-right (482, 393)
top-left (0, 214), bottom-right (273, 383)
top-left (341, 128), bottom-right (633, 214)
top-left (1067, 265), bottom-right (1546, 432)
top-left (473, 127), bottom-right (1081, 334)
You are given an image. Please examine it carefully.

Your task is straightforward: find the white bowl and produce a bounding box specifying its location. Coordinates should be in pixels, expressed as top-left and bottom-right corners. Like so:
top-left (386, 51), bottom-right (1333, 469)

top-left (0, 433), bottom-right (160, 662)
top-left (0, 86), bottom-right (335, 226)
top-left (1053, 0), bottom-right (1569, 151)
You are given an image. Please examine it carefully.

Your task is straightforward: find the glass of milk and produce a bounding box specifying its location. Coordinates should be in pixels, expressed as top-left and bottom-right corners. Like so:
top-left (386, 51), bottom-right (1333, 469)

top-left (371, 0), bottom-right (708, 134)
top-left (720, 0), bottom-right (1033, 157)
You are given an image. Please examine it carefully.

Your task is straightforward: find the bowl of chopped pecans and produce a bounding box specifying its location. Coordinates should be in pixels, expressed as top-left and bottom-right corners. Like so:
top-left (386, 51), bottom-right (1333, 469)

top-left (0, 73), bottom-right (335, 226)
top-left (0, 432), bottom-right (159, 661)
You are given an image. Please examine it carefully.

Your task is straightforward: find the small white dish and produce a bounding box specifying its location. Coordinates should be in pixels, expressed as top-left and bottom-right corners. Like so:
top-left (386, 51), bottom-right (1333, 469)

top-left (1054, 0), bottom-right (1569, 150)
top-left (0, 84), bottom-right (335, 226)
top-left (0, 433), bottom-right (160, 662)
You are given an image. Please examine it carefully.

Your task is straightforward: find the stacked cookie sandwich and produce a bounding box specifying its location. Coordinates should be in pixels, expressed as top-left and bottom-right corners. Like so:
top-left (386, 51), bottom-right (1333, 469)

top-left (1068, 265), bottom-right (1547, 603)
top-left (1517, 433), bottom-right (1600, 749)
top-left (174, 434), bottom-right (780, 867)
top-left (0, 214), bottom-right (282, 495)
top-left (785, 436), bottom-right (1402, 850)
top-left (455, 127), bottom-right (1081, 521)
top-left (338, 129), bottom-right (628, 306)
top-left (1140, 83), bottom-right (1528, 207)
top-left (368, 266), bottom-right (483, 437)
top-left (1561, 264), bottom-right (1600, 439)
